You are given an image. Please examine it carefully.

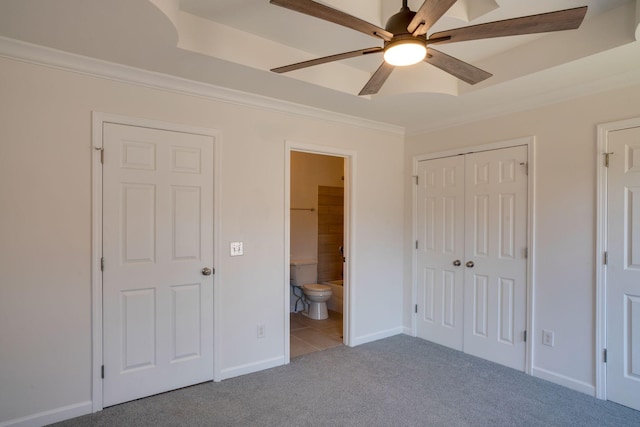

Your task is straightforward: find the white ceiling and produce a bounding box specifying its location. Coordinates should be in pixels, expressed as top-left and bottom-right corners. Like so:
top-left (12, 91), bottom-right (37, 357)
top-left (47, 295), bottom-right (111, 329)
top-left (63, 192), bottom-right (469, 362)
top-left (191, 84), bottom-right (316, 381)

top-left (1, 0), bottom-right (639, 133)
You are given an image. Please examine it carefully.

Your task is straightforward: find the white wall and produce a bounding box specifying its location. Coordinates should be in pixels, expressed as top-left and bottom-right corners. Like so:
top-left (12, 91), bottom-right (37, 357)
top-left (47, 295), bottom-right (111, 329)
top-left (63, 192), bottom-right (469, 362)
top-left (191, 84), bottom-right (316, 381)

top-left (0, 56), bottom-right (404, 424)
top-left (404, 83), bottom-right (640, 394)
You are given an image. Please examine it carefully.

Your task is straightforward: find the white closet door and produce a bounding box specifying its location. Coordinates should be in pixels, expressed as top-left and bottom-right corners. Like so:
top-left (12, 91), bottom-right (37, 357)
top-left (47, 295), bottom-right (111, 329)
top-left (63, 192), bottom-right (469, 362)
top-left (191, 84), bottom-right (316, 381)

top-left (606, 126), bottom-right (640, 411)
top-left (415, 145), bottom-right (528, 371)
top-left (102, 123), bottom-right (214, 407)
top-left (463, 146), bottom-right (528, 371)
top-left (416, 156), bottom-right (465, 350)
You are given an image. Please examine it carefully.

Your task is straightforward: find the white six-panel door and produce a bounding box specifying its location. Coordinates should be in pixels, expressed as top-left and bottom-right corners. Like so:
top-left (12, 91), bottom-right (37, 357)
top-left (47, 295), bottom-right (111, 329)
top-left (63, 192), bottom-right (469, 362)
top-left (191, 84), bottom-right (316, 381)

top-left (606, 126), bottom-right (640, 411)
top-left (102, 123), bottom-right (214, 407)
top-left (416, 155), bottom-right (465, 350)
top-left (463, 146), bottom-right (528, 370)
top-left (416, 146), bottom-right (528, 371)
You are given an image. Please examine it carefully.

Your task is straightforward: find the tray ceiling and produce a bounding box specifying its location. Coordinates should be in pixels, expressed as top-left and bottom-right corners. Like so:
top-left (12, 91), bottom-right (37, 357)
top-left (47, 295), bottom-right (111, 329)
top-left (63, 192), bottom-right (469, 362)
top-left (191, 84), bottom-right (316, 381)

top-left (0, 0), bottom-right (639, 132)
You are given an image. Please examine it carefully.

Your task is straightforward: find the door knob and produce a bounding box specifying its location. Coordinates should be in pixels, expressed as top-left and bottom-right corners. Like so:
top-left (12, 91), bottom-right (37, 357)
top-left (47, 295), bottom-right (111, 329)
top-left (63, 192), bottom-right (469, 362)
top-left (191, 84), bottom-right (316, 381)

top-left (453, 260), bottom-right (461, 267)
top-left (466, 261), bottom-right (474, 268)
top-left (201, 267), bottom-right (213, 276)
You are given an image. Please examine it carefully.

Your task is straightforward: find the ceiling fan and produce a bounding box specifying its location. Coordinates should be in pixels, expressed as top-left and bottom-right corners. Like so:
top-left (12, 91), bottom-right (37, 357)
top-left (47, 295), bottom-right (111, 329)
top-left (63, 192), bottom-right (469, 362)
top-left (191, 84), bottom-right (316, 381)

top-left (269, 0), bottom-right (588, 95)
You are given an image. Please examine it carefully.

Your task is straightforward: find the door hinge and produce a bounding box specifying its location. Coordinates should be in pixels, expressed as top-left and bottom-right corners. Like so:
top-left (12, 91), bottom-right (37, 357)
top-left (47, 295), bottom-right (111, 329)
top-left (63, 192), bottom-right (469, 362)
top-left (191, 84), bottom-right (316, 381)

top-left (524, 247), bottom-right (528, 259)
top-left (604, 251), bottom-right (608, 265)
top-left (414, 304), bottom-right (418, 314)
top-left (414, 175), bottom-right (419, 185)
top-left (519, 162), bottom-right (529, 175)
top-left (603, 348), bottom-right (607, 363)
top-left (524, 330), bottom-right (527, 342)
top-left (415, 240), bottom-right (419, 250)
top-left (100, 257), bottom-right (104, 271)
top-left (94, 146), bottom-right (104, 164)
top-left (604, 152), bottom-right (613, 168)
top-left (101, 365), bottom-right (105, 379)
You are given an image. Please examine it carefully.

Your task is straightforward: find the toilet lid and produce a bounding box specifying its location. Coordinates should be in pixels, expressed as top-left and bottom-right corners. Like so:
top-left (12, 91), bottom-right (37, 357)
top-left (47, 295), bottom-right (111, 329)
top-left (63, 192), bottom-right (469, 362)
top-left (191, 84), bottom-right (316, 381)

top-left (303, 284), bottom-right (331, 292)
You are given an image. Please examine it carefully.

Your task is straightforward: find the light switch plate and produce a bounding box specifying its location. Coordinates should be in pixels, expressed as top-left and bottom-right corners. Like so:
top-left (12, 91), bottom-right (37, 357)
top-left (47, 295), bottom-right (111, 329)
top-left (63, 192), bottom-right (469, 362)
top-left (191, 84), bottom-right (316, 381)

top-left (230, 241), bottom-right (243, 256)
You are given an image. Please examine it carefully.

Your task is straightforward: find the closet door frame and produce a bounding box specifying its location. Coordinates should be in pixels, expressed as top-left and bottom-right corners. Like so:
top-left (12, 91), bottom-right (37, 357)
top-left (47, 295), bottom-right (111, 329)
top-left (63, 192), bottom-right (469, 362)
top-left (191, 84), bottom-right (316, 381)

top-left (411, 136), bottom-right (536, 375)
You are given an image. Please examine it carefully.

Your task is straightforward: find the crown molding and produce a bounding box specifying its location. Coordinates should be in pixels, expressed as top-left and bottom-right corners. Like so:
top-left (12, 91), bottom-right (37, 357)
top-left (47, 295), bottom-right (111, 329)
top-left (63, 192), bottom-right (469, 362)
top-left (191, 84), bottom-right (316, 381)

top-left (0, 36), bottom-right (405, 136)
top-left (406, 43), bottom-right (640, 136)
top-left (406, 67), bottom-right (640, 136)
top-left (405, 70), bottom-right (640, 137)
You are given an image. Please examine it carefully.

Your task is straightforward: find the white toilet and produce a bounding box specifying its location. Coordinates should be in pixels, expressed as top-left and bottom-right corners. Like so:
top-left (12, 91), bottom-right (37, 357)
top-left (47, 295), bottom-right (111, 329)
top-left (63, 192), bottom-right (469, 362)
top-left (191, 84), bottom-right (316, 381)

top-left (290, 259), bottom-right (332, 320)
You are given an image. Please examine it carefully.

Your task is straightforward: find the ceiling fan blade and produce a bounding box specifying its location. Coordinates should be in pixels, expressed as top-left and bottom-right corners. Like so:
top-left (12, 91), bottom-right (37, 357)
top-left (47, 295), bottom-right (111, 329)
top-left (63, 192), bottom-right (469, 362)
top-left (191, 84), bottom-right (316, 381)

top-left (430, 6), bottom-right (588, 44)
top-left (425, 48), bottom-right (492, 85)
top-left (408, 0), bottom-right (457, 36)
top-left (271, 47), bottom-right (383, 73)
top-left (270, 0), bottom-right (393, 41)
top-left (359, 62), bottom-right (395, 96)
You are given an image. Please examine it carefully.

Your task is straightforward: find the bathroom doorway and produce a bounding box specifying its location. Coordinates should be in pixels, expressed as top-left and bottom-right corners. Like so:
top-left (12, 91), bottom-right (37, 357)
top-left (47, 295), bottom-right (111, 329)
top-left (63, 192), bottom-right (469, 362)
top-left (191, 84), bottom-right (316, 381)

top-left (286, 147), bottom-right (351, 359)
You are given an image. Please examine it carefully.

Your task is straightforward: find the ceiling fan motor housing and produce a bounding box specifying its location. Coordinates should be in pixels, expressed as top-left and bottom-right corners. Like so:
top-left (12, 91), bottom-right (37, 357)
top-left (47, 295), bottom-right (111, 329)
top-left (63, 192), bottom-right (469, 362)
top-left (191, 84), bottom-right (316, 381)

top-left (385, 6), bottom-right (416, 35)
top-left (384, 7), bottom-right (425, 50)
top-left (384, 7), bottom-right (426, 48)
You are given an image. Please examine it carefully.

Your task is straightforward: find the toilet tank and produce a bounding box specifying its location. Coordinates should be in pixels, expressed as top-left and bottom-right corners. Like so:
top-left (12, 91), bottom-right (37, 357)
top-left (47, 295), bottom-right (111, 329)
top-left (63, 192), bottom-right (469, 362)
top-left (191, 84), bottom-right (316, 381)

top-left (290, 259), bottom-right (318, 286)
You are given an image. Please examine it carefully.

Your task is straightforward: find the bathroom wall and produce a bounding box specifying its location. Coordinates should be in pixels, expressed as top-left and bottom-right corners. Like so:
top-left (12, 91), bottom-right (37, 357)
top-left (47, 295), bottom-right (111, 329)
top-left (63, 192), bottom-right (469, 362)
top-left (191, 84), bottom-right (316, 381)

top-left (290, 152), bottom-right (344, 262)
top-left (317, 185), bottom-right (344, 283)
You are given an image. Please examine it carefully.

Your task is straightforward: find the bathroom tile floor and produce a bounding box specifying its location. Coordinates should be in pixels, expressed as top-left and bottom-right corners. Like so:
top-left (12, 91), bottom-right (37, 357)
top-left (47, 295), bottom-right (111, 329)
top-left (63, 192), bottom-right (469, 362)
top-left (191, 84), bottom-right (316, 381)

top-left (290, 310), bottom-right (343, 358)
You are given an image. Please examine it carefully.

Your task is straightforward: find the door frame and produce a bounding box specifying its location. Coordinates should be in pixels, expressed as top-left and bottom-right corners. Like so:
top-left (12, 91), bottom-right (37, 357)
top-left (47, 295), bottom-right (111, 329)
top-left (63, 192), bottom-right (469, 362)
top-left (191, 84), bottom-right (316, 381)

top-left (595, 116), bottom-right (640, 400)
top-left (284, 141), bottom-right (356, 362)
top-left (91, 112), bottom-right (221, 412)
top-left (411, 136), bottom-right (536, 374)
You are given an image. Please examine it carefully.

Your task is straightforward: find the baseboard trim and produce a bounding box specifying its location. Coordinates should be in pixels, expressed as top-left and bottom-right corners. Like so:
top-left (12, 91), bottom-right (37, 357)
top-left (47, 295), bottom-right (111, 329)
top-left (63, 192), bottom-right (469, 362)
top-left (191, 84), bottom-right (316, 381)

top-left (531, 366), bottom-right (596, 396)
top-left (351, 327), bottom-right (404, 347)
top-left (0, 401), bottom-right (92, 427)
top-left (220, 356), bottom-right (285, 380)
top-left (402, 326), bottom-right (412, 335)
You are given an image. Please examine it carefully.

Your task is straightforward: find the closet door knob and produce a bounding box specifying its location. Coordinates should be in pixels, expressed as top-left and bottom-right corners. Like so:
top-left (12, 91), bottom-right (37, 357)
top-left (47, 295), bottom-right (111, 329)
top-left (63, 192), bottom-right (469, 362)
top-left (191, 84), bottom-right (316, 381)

top-left (465, 261), bottom-right (474, 268)
top-left (453, 260), bottom-right (461, 267)
top-left (202, 267), bottom-right (213, 276)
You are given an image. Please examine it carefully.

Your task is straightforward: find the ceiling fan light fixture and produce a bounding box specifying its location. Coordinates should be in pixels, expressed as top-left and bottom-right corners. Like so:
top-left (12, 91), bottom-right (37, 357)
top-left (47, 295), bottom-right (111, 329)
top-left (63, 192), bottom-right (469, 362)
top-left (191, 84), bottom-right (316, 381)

top-left (383, 39), bottom-right (427, 66)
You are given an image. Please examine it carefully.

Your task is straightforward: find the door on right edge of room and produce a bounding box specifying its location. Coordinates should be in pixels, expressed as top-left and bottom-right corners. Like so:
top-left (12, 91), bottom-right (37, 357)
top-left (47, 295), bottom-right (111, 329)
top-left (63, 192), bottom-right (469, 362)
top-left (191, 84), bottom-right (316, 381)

top-left (416, 145), bottom-right (528, 371)
top-left (606, 125), bottom-right (640, 411)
